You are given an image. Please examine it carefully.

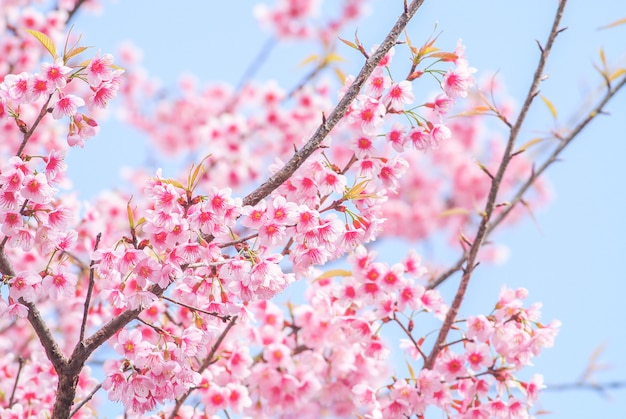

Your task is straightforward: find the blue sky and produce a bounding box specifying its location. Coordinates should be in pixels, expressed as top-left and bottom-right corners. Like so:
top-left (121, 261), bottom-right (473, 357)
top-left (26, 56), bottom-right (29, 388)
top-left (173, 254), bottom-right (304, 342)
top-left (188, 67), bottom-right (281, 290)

top-left (64, 1), bottom-right (626, 417)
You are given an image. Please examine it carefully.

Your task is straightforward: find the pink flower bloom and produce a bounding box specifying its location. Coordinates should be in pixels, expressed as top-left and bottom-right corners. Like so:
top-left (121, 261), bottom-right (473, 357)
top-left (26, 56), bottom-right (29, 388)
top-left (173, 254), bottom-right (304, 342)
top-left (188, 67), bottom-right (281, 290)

top-left (428, 93), bottom-right (455, 118)
top-left (41, 59), bottom-right (71, 89)
top-left (466, 315), bottom-right (494, 342)
top-left (436, 350), bottom-right (467, 382)
top-left (205, 385), bottom-right (229, 411)
top-left (350, 95), bottom-right (386, 135)
top-left (378, 157), bottom-right (408, 191)
top-left (114, 329), bottom-right (150, 360)
top-left (0, 167), bottom-right (25, 192)
top-left (3, 301), bottom-right (29, 319)
top-left (352, 134), bottom-right (375, 158)
top-left (442, 62), bottom-right (476, 99)
top-left (465, 341), bottom-right (491, 371)
top-left (3, 72), bottom-right (30, 101)
top-left (8, 228), bottom-right (34, 251)
top-left (386, 124), bottom-right (405, 152)
top-left (52, 94), bottom-right (85, 119)
top-left (42, 266), bottom-right (77, 299)
top-left (263, 342), bottom-right (292, 369)
top-left (89, 77), bottom-right (121, 110)
top-left (365, 68), bottom-right (391, 98)
top-left (27, 74), bottom-right (53, 101)
top-left (383, 80), bottom-right (414, 110)
top-left (86, 52), bottom-right (115, 86)
top-left (0, 212), bottom-right (22, 235)
top-left (267, 195), bottom-right (299, 225)
top-left (430, 123), bottom-right (451, 148)
top-left (67, 113), bottom-right (98, 147)
top-left (406, 126), bottom-right (431, 150)
top-left (8, 271), bottom-right (41, 302)
top-left (21, 173), bottom-right (55, 203)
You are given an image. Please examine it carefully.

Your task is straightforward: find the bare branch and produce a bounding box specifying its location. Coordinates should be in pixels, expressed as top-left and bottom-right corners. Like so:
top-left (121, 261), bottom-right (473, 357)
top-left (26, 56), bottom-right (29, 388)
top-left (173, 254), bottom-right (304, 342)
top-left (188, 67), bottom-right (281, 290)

top-left (423, 0), bottom-right (568, 370)
top-left (79, 233), bottom-right (102, 344)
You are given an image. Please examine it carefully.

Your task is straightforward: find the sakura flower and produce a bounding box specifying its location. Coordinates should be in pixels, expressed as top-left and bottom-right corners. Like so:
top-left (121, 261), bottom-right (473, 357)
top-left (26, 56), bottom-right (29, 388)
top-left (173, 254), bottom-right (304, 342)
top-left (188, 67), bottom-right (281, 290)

top-left (114, 329), bottom-right (151, 361)
top-left (350, 95), bottom-right (386, 135)
top-left (67, 113), bottom-right (98, 147)
top-left (406, 126), bottom-right (431, 150)
top-left (41, 59), bottom-right (71, 89)
top-left (42, 266), bottom-right (77, 299)
top-left (464, 341), bottom-right (492, 371)
top-left (386, 124), bottom-right (406, 152)
top-left (365, 68), bottom-right (391, 98)
top-left (86, 52), bottom-right (115, 86)
top-left (430, 123), bottom-right (451, 148)
top-left (442, 61), bottom-right (476, 99)
top-left (28, 73), bottom-right (54, 101)
top-left (21, 173), bottom-right (55, 203)
top-left (383, 80), bottom-right (414, 110)
top-left (52, 94), bottom-right (85, 119)
top-left (8, 271), bottom-right (41, 302)
top-left (3, 72), bottom-right (30, 101)
top-left (352, 134), bottom-right (376, 158)
top-left (89, 76), bottom-right (122, 110)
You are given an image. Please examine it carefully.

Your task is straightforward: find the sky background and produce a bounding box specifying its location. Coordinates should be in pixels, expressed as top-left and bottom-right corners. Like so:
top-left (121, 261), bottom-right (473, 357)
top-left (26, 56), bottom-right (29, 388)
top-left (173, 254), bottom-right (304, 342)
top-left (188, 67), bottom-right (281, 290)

top-left (62, 1), bottom-right (626, 417)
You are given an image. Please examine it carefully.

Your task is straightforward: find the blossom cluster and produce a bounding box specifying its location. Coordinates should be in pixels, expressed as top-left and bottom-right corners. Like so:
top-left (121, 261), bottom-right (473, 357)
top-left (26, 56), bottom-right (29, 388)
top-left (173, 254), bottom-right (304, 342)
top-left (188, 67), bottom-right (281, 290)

top-left (0, 1), bottom-right (560, 418)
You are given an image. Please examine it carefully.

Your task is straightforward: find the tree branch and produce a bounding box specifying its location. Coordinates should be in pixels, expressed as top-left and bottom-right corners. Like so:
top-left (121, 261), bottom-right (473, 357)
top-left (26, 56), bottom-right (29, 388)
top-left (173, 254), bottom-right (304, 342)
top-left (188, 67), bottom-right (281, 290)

top-left (243, 0), bottom-right (426, 207)
top-left (423, 0), bottom-right (568, 370)
top-left (428, 74), bottom-right (626, 291)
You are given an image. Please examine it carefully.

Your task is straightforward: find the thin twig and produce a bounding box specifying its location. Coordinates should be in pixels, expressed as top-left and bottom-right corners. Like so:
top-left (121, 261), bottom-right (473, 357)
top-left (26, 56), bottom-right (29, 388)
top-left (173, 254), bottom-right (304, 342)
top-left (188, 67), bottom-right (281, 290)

top-left (63, 0), bottom-right (88, 23)
top-left (79, 233), bottom-right (101, 344)
top-left (69, 382), bottom-right (102, 417)
top-left (8, 357), bottom-right (24, 407)
top-left (428, 73), bottom-right (626, 290)
top-left (423, 0), bottom-right (568, 370)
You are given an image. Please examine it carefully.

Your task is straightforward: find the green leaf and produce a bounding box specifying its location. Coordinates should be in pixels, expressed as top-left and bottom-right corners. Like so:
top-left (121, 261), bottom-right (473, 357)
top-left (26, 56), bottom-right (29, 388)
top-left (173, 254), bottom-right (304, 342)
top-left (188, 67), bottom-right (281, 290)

top-left (338, 36), bottom-right (358, 50)
top-left (610, 68), bottom-right (626, 81)
top-left (161, 178), bottom-right (185, 189)
top-left (540, 95), bottom-right (558, 119)
top-left (439, 207), bottom-right (471, 218)
top-left (516, 137), bottom-right (544, 153)
top-left (25, 29), bottom-right (57, 59)
top-left (598, 17), bottom-right (626, 30)
top-left (64, 45), bottom-right (91, 62)
top-left (126, 198), bottom-right (135, 229)
top-left (344, 180), bottom-right (370, 200)
top-left (405, 356), bottom-right (416, 381)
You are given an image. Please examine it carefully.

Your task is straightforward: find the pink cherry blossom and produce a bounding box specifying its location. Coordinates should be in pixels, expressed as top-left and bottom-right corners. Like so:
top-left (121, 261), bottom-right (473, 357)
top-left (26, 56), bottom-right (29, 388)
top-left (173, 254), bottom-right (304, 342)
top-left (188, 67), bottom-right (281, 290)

top-left (41, 58), bottom-right (71, 89)
top-left (51, 94), bottom-right (85, 119)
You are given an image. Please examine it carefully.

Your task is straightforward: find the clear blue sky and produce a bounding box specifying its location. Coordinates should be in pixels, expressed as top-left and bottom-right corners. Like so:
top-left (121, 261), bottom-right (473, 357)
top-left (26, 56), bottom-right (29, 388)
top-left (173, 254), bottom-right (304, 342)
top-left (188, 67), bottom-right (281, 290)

top-left (66, 1), bottom-right (626, 417)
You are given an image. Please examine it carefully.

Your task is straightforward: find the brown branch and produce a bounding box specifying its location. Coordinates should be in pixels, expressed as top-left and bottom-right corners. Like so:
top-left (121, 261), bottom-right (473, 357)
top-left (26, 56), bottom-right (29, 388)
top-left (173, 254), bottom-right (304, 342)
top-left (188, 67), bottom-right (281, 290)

top-left (545, 380), bottom-right (626, 395)
top-left (79, 233), bottom-right (101, 344)
top-left (0, 248), bottom-right (68, 373)
top-left (242, 0), bottom-right (426, 207)
top-left (428, 73), bottom-right (626, 291)
top-left (8, 357), bottom-right (24, 407)
top-left (69, 382), bottom-right (102, 417)
top-left (63, 0), bottom-right (88, 23)
top-left (16, 95), bottom-right (53, 156)
top-left (167, 315), bottom-right (239, 419)
top-left (423, 0), bottom-right (568, 370)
